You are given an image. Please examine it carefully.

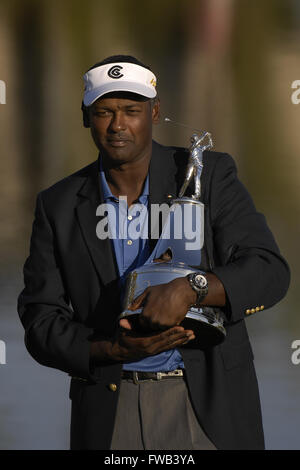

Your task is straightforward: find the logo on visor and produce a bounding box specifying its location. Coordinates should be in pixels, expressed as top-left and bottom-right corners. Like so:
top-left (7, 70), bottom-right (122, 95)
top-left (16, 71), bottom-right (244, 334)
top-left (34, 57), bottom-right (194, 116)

top-left (108, 65), bottom-right (124, 79)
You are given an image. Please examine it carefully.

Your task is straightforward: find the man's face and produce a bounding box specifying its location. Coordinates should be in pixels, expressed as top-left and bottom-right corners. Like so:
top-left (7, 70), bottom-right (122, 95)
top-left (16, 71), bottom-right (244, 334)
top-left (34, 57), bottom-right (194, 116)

top-left (88, 92), bottom-right (160, 164)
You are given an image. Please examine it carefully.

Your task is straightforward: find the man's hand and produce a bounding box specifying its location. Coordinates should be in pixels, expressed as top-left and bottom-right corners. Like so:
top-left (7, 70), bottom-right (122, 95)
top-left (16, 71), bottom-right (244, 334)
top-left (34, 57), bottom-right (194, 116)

top-left (90, 326), bottom-right (195, 365)
top-left (123, 277), bottom-right (197, 332)
top-left (120, 273), bottom-right (226, 332)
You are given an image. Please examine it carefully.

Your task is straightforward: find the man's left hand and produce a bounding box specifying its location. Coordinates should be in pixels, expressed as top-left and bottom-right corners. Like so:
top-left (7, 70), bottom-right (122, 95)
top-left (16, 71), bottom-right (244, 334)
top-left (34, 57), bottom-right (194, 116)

top-left (119, 272), bottom-right (226, 332)
top-left (123, 277), bottom-right (197, 332)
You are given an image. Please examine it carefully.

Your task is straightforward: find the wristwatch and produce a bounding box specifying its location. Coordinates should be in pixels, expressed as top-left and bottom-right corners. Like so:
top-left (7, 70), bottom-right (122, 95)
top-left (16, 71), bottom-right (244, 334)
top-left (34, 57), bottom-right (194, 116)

top-left (186, 272), bottom-right (208, 307)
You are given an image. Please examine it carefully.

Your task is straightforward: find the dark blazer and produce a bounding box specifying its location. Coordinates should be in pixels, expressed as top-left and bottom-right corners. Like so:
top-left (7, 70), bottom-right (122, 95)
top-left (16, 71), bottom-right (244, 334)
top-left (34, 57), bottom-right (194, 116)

top-left (18, 141), bottom-right (290, 450)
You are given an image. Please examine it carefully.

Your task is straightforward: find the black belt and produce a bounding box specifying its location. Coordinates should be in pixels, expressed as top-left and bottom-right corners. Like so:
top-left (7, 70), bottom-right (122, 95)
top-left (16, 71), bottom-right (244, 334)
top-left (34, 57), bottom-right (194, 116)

top-left (121, 369), bottom-right (184, 384)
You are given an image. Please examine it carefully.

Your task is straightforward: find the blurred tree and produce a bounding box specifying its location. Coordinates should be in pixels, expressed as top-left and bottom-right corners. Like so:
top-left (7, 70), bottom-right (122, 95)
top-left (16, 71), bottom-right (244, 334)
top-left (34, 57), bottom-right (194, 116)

top-left (13, 0), bottom-right (46, 208)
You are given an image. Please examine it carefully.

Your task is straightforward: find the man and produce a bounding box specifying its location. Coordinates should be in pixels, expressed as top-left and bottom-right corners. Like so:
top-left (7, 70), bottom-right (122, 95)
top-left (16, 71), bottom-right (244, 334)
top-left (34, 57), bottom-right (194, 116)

top-left (18, 55), bottom-right (290, 450)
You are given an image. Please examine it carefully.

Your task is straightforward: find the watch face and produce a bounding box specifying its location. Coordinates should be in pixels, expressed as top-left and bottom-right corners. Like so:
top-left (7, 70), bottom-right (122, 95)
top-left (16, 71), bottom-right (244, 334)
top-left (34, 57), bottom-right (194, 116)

top-left (194, 274), bottom-right (207, 288)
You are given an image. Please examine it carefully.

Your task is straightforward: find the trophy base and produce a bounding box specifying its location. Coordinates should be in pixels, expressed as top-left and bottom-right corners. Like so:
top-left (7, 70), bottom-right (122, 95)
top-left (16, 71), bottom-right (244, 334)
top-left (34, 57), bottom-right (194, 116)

top-left (119, 307), bottom-right (226, 350)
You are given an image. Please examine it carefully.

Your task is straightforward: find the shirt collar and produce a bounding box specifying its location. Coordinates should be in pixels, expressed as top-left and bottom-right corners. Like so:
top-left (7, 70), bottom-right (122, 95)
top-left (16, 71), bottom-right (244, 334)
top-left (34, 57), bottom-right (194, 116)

top-left (99, 156), bottom-right (149, 203)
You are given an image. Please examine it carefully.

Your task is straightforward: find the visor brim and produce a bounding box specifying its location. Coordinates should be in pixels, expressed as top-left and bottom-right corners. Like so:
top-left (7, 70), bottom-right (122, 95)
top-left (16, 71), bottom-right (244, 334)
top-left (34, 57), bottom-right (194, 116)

top-left (83, 81), bottom-right (156, 106)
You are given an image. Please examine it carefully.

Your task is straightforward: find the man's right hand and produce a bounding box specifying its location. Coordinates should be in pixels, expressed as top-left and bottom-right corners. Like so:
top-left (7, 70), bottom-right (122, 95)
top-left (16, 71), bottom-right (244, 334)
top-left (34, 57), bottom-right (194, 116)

top-left (90, 326), bottom-right (195, 365)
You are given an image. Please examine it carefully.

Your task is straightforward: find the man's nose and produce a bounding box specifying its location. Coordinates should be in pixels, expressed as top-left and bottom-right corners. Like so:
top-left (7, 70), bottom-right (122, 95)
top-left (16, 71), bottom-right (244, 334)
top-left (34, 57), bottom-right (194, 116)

top-left (108, 112), bottom-right (126, 132)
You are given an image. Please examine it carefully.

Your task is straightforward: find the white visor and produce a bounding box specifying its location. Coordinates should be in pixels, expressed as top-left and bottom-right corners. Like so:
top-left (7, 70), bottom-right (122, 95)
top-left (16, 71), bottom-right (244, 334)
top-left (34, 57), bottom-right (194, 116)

top-left (83, 62), bottom-right (157, 106)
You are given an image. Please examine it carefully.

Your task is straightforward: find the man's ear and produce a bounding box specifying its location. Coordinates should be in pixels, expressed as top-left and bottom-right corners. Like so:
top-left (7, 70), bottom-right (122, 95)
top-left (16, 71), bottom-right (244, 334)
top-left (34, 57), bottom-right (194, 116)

top-left (81, 102), bottom-right (90, 128)
top-left (152, 98), bottom-right (160, 124)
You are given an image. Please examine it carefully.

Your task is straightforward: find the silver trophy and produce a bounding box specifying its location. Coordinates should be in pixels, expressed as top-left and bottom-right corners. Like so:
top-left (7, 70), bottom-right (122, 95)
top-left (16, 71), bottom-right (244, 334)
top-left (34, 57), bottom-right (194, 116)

top-left (119, 131), bottom-right (226, 349)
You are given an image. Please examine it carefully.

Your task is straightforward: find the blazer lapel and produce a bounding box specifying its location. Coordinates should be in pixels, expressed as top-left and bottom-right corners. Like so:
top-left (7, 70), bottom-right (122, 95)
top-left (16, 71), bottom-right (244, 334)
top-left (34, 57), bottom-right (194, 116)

top-left (148, 141), bottom-right (186, 253)
top-left (75, 158), bottom-right (119, 286)
top-left (149, 141), bottom-right (178, 204)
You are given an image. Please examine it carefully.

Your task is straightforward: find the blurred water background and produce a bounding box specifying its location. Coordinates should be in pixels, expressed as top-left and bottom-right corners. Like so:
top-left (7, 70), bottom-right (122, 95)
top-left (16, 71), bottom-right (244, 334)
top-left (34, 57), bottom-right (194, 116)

top-left (0, 0), bottom-right (299, 449)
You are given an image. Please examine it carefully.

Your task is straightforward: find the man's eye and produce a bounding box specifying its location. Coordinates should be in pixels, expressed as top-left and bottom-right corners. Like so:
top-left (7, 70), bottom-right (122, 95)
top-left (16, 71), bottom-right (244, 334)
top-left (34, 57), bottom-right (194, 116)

top-left (93, 111), bottom-right (111, 117)
top-left (127, 109), bottom-right (140, 114)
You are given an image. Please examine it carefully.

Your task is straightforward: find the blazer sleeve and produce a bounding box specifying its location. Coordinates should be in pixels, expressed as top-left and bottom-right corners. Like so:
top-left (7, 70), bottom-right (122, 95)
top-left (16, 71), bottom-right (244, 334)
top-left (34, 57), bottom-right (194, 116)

top-left (17, 191), bottom-right (97, 381)
top-left (209, 153), bottom-right (290, 324)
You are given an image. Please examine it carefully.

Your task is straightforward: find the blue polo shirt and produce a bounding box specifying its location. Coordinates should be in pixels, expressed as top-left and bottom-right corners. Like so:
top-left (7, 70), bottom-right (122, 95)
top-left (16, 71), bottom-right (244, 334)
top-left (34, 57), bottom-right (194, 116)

top-left (99, 159), bottom-right (184, 372)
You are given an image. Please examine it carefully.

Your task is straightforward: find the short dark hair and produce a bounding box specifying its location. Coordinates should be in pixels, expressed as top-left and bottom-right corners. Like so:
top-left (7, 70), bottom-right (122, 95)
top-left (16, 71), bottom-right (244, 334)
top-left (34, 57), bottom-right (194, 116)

top-left (86, 55), bottom-right (151, 73)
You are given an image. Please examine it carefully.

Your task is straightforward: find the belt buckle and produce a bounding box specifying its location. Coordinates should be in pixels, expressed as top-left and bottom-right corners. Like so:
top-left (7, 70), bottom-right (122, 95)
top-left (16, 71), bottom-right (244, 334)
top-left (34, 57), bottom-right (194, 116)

top-left (133, 371), bottom-right (139, 385)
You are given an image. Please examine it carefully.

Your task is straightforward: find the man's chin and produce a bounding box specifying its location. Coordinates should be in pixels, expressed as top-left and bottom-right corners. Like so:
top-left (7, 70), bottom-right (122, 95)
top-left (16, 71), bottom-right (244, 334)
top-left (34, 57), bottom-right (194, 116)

top-left (100, 143), bottom-right (138, 164)
top-left (105, 149), bottom-right (132, 164)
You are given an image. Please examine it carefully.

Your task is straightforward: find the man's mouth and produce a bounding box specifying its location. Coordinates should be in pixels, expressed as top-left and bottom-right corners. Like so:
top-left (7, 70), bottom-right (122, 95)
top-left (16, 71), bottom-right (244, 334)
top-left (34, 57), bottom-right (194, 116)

top-left (107, 138), bottom-right (130, 147)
